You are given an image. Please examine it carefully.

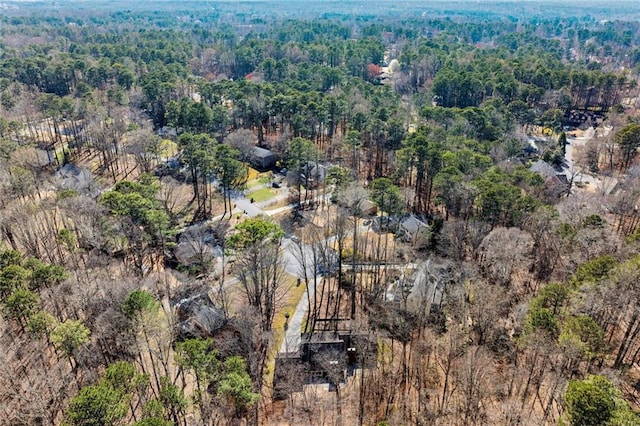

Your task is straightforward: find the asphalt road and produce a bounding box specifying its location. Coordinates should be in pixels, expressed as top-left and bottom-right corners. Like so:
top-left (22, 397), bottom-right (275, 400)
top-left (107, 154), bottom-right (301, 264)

top-left (280, 276), bottom-right (319, 354)
top-left (279, 238), bottom-right (318, 354)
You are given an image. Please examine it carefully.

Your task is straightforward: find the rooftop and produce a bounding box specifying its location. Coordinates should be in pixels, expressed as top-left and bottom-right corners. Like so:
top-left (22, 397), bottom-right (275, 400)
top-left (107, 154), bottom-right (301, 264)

top-left (252, 146), bottom-right (274, 158)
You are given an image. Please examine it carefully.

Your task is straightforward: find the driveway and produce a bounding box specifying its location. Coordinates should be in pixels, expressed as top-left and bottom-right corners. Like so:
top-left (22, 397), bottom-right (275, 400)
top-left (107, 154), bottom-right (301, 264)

top-left (280, 276), bottom-right (319, 354)
top-left (233, 197), bottom-right (263, 217)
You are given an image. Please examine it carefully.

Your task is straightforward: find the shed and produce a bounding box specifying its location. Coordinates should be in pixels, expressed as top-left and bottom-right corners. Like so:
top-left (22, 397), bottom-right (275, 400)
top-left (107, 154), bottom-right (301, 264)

top-left (250, 146), bottom-right (276, 170)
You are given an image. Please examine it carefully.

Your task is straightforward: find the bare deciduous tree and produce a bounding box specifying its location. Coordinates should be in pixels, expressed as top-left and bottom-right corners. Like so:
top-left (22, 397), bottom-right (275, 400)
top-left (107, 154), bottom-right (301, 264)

top-left (224, 129), bottom-right (255, 163)
top-left (453, 346), bottom-right (494, 425)
top-left (477, 227), bottom-right (534, 287)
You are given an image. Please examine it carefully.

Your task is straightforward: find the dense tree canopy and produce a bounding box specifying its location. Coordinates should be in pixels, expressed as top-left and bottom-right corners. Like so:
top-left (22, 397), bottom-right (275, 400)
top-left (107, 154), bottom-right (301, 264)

top-left (0, 2), bottom-right (639, 425)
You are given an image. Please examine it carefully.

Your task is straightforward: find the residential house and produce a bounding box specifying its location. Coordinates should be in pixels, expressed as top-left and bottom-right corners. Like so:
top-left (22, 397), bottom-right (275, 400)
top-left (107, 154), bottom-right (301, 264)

top-left (250, 146), bottom-right (276, 170)
top-left (399, 214), bottom-right (430, 245)
top-left (54, 163), bottom-right (97, 195)
top-left (300, 162), bottom-right (328, 188)
top-left (530, 159), bottom-right (569, 196)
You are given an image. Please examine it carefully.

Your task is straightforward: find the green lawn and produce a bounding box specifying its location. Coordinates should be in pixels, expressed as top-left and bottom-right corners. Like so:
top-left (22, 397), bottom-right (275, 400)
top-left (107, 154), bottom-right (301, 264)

top-left (246, 187), bottom-right (276, 202)
top-left (263, 198), bottom-right (289, 211)
top-left (246, 175), bottom-right (272, 189)
top-left (265, 275), bottom-right (307, 389)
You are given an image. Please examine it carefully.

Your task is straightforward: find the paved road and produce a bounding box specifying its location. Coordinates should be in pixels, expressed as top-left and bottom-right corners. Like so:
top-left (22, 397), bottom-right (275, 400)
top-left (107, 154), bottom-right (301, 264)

top-left (278, 238), bottom-right (318, 354)
top-left (277, 222), bottom-right (403, 353)
top-left (182, 180), bottom-right (335, 354)
top-left (280, 276), bottom-right (319, 354)
top-left (563, 126), bottom-right (594, 173)
top-left (281, 238), bottom-right (316, 277)
top-left (234, 197), bottom-right (263, 217)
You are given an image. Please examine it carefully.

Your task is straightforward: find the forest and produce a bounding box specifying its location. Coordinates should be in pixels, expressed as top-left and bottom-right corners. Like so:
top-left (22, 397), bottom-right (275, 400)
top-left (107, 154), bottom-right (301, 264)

top-left (0, 0), bottom-right (639, 425)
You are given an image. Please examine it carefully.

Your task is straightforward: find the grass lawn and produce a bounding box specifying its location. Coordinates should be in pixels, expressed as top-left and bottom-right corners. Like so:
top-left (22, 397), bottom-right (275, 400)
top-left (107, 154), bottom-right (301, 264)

top-left (264, 275), bottom-right (308, 389)
top-left (272, 275), bottom-right (308, 348)
top-left (246, 187), bottom-right (276, 202)
top-left (246, 179), bottom-right (262, 189)
top-left (247, 178), bottom-right (269, 189)
top-left (263, 198), bottom-right (289, 211)
top-left (218, 272), bottom-right (308, 394)
top-left (246, 172), bottom-right (273, 189)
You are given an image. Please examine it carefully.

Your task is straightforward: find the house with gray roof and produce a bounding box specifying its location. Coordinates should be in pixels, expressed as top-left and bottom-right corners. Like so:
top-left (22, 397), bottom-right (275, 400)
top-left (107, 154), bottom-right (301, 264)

top-left (250, 146), bottom-right (276, 170)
